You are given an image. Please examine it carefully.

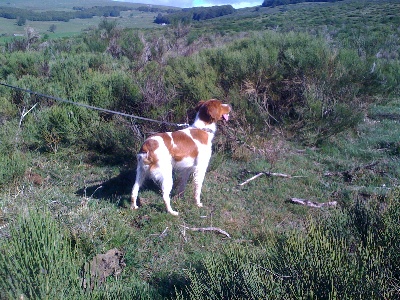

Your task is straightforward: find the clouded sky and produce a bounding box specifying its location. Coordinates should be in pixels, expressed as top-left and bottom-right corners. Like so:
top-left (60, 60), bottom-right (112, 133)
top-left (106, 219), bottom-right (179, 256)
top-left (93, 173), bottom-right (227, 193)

top-left (116, 0), bottom-right (261, 9)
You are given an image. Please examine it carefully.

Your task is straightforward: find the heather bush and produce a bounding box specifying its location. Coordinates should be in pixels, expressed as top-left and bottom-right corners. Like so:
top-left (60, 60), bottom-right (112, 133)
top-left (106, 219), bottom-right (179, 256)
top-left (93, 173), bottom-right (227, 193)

top-left (0, 97), bottom-right (29, 186)
top-left (0, 146), bottom-right (28, 186)
top-left (0, 210), bottom-right (158, 300)
top-left (23, 104), bottom-right (99, 153)
top-left (0, 210), bottom-right (83, 299)
top-left (0, 51), bottom-right (44, 78)
top-left (164, 31), bottom-right (370, 143)
top-left (180, 195), bottom-right (400, 299)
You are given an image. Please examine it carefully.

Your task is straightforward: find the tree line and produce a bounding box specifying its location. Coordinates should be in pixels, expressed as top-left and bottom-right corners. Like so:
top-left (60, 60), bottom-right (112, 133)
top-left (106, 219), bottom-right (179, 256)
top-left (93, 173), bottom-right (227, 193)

top-left (154, 5), bottom-right (235, 24)
top-left (136, 6), bottom-right (177, 13)
top-left (0, 6), bottom-right (133, 23)
top-left (262, 0), bottom-right (344, 7)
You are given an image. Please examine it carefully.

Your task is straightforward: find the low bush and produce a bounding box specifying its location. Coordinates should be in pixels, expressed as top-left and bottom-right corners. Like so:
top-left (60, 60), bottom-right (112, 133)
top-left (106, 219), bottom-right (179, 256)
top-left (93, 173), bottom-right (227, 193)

top-left (180, 192), bottom-right (400, 299)
top-left (0, 209), bottom-right (159, 300)
top-left (0, 210), bottom-right (83, 299)
top-left (24, 104), bottom-right (98, 153)
top-left (0, 148), bottom-right (28, 186)
top-left (0, 101), bottom-right (29, 185)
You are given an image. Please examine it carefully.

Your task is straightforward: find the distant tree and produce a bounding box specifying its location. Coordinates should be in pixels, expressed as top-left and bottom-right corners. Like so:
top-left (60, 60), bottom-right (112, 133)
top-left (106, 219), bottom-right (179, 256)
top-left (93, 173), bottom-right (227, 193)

top-left (154, 13), bottom-right (170, 24)
top-left (98, 18), bottom-right (117, 33)
top-left (49, 24), bottom-right (57, 33)
top-left (17, 15), bottom-right (26, 26)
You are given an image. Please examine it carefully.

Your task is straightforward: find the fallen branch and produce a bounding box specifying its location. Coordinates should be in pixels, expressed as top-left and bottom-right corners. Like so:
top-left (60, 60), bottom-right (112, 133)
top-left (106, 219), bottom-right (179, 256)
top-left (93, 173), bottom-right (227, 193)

top-left (19, 103), bottom-right (38, 128)
top-left (181, 226), bottom-right (231, 238)
top-left (150, 227), bottom-right (169, 239)
top-left (239, 171), bottom-right (304, 186)
top-left (288, 198), bottom-right (337, 208)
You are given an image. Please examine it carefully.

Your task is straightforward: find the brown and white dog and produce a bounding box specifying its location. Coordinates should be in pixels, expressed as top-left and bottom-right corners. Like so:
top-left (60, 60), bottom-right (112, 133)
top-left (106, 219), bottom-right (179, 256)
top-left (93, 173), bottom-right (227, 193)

top-left (131, 99), bottom-right (231, 215)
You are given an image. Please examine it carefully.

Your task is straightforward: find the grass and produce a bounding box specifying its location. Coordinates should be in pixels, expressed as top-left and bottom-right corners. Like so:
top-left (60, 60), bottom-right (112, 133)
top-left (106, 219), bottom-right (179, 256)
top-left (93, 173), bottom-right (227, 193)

top-left (0, 0), bottom-right (172, 38)
top-left (1, 99), bottom-right (399, 297)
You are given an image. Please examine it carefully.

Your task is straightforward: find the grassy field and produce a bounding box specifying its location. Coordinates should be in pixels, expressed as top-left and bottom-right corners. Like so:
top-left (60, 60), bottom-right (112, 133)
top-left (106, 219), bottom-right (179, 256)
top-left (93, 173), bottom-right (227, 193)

top-left (0, 0), bottom-right (399, 298)
top-left (1, 95), bottom-right (399, 298)
top-left (0, 0), bottom-right (168, 38)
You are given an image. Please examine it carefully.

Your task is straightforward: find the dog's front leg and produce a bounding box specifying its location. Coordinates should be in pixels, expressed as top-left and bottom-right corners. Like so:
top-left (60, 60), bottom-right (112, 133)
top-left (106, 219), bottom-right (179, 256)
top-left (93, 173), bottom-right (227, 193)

top-left (193, 165), bottom-right (207, 208)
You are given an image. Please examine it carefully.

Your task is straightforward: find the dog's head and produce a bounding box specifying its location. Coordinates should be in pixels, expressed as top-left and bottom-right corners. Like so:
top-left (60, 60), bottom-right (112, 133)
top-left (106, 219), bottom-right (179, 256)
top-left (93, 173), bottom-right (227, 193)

top-left (196, 99), bottom-right (231, 124)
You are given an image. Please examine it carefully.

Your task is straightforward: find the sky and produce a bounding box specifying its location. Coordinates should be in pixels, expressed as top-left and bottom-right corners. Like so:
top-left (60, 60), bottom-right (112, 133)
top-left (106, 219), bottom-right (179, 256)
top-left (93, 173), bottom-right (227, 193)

top-left (115, 0), bottom-right (261, 9)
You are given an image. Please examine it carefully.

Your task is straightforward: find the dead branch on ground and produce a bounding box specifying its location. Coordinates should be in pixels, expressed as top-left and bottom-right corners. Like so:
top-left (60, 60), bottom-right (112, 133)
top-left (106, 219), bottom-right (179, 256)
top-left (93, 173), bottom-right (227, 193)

top-left (181, 225), bottom-right (231, 238)
top-left (19, 103), bottom-right (38, 128)
top-left (239, 171), bottom-right (305, 186)
top-left (288, 198), bottom-right (337, 208)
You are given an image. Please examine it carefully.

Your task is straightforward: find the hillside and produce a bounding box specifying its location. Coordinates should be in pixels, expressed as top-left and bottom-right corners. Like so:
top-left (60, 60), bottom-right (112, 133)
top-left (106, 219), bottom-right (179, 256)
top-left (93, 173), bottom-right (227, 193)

top-left (0, 0), bottom-right (399, 299)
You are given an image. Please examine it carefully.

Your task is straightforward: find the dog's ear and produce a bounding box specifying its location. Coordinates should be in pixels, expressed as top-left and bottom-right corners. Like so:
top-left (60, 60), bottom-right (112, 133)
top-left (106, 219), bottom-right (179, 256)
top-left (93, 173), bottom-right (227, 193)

top-left (195, 101), bottom-right (205, 112)
top-left (205, 101), bottom-right (222, 122)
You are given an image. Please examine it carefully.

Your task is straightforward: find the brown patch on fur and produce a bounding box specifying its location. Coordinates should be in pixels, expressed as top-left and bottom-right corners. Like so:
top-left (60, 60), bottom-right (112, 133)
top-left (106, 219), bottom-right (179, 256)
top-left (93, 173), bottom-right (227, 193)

top-left (169, 131), bottom-right (199, 161)
top-left (140, 138), bottom-right (159, 168)
top-left (189, 128), bottom-right (209, 145)
top-left (197, 99), bottom-right (231, 124)
top-left (143, 131), bottom-right (199, 163)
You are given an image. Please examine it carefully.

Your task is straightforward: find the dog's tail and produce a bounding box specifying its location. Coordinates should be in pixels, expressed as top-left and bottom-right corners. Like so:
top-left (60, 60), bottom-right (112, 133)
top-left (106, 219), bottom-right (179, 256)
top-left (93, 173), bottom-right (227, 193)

top-left (138, 139), bottom-right (159, 167)
top-left (138, 152), bottom-right (153, 166)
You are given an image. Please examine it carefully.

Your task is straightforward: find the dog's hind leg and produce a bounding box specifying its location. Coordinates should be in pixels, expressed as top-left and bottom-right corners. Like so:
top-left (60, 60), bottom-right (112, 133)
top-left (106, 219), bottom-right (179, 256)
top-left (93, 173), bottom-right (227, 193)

top-left (131, 155), bottom-right (147, 210)
top-left (155, 163), bottom-right (178, 216)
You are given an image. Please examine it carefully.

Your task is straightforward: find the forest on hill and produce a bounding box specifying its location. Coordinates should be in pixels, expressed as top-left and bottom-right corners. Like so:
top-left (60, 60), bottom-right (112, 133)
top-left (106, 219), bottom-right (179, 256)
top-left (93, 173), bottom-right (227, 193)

top-left (0, 6), bottom-right (134, 23)
top-left (262, 0), bottom-right (344, 8)
top-left (0, 0), bottom-right (399, 298)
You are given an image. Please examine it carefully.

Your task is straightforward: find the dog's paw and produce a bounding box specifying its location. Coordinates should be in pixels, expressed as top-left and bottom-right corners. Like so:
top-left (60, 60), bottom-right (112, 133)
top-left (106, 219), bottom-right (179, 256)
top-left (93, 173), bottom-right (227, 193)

top-left (197, 202), bottom-right (203, 208)
top-left (169, 210), bottom-right (179, 216)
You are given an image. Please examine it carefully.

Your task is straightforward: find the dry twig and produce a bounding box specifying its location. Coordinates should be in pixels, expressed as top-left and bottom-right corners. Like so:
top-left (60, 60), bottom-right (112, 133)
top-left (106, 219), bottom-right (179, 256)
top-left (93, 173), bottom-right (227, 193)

top-left (238, 171), bottom-right (304, 186)
top-left (19, 103), bottom-right (38, 128)
top-left (181, 225), bottom-right (231, 238)
top-left (288, 198), bottom-right (337, 208)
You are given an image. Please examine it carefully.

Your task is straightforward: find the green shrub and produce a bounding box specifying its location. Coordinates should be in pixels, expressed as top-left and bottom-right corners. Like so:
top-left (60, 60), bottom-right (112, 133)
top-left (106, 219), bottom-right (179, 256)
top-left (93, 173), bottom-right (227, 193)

top-left (165, 55), bottom-right (222, 104)
top-left (120, 30), bottom-right (144, 61)
top-left (86, 118), bottom-right (140, 165)
top-left (164, 31), bottom-right (367, 143)
top-left (375, 60), bottom-right (400, 96)
top-left (0, 149), bottom-right (28, 186)
top-left (24, 104), bottom-right (99, 153)
top-left (0, 210), bottom-right (159, 300)
top-left (181, 200), bottom-right (399, 299)
top-left (0, 119), bottom-right (29, 186)
top-left (0, 210), bottom-right (83, 299)
top-left (0, 51), bottom-right (44, 78)
top-left (178, 245), bottom-right (282, 299)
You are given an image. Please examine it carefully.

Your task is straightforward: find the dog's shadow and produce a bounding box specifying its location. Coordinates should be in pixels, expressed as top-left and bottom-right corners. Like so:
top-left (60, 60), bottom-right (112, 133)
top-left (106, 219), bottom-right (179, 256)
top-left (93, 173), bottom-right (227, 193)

top-left (75, 169), bottom-right (159, 207)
